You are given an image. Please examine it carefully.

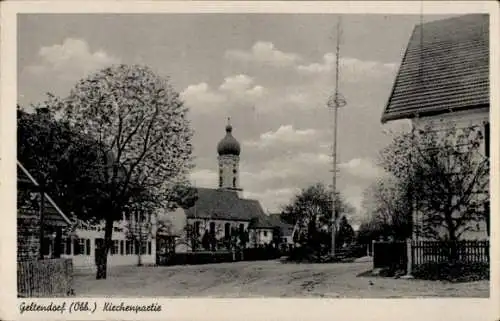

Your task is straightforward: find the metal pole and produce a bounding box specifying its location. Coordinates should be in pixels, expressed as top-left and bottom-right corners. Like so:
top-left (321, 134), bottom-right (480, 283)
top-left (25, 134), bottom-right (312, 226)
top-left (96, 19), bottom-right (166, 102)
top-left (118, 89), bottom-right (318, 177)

top-left (329, 17), bottom-right (346, 257)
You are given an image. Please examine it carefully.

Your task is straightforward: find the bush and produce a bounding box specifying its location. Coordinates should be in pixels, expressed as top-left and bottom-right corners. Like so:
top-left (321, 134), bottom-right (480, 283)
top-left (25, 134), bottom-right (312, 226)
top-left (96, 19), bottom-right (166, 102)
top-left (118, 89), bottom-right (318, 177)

top-left (343, 244), bottom-right (368, 258)
top-left (242, 247), bottom-right (280, 261)
top-left (412, 261), bottom-right (489, 282)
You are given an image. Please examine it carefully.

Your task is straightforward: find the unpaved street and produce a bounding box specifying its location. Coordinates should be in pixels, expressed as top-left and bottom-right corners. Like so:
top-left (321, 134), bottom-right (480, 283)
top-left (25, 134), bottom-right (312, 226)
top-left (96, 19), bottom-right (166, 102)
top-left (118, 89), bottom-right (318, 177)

top-left (73, 260), bottom-right (489, 298)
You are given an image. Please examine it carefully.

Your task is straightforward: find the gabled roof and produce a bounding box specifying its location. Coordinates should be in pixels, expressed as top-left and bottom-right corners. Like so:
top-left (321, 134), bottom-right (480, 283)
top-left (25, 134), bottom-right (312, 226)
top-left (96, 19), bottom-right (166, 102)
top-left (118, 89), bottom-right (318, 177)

top-left (381, 14), bottom-right (489, 122)
top-left (17, 161), bottom-right (72, 227)
top-left (185, 187), bottom-right (263, 221)
top-left (250, 213), bottom-right (294, 237)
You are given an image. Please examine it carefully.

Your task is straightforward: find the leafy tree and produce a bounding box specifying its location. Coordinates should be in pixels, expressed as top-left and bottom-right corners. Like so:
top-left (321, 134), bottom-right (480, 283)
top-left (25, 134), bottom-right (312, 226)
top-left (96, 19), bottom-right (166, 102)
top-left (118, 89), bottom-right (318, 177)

top-left (380, 122), bottom-right (489, 241)
top-left (335, 216), bottom-right (355, 248)
top-left (281, 183), bottom-right (355, 257)
top-left (17, 103), bottom-right (107, 234)
top-left (54, 64), bottom-right (193, 279)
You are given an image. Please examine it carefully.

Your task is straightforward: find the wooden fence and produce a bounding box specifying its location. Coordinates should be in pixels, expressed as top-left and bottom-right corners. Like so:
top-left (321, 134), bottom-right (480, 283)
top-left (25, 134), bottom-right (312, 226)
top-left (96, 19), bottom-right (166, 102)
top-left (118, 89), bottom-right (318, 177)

top-left (412, 240), bottom-right (489, 265)
top-left (373, 240), bottom-right (489, 271)
top-left (18, 258), bottom-right (74, 297)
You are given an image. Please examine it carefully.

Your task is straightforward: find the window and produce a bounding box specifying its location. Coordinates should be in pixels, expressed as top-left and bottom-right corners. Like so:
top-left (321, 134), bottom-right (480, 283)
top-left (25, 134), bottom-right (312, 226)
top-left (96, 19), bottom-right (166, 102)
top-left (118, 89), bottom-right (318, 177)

top-left (73, 239), bottom-right (81, 255)
top-left (86, 239), bottom-right (91, 255)
top-left (126, 240), bottom-right (131, 255)
top-left (112, 240), bottom-right (119, 255)
top-left (263, 231), bottom-right (268, 237)
top-left (79, 239), bottom-right (85, 255)
top-left (120, 240), bottom-right (125, 255)
top-left (135, 240), bottom-right (140, 255)
top-left (224, 223), bottom-right (231, 239)
top-left (65, 238), bottom-right (72, 255)
top-left (141, 242), bottom-right (147, 255)
top-left (148, 241), bottom-right (152, 255)
top-left (194, 221), bottom-right (201, 237)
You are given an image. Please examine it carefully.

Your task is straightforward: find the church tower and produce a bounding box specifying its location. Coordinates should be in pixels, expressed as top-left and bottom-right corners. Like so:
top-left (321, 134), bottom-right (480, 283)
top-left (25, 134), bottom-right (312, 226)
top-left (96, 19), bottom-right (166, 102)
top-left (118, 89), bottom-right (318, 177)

top-left (217, 118), bottom-right (243, 197)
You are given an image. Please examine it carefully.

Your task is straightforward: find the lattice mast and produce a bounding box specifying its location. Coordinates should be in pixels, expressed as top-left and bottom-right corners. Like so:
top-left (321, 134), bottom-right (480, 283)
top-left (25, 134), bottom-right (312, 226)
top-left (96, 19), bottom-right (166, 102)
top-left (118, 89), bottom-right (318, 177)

top-left (327, 17), bottom-right (347, 257)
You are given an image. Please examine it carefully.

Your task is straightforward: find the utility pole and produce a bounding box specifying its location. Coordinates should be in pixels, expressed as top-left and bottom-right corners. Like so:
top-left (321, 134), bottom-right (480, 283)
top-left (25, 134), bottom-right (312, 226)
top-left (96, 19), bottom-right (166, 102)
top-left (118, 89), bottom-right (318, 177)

top-left (327, 17), bottom-right (347, 257)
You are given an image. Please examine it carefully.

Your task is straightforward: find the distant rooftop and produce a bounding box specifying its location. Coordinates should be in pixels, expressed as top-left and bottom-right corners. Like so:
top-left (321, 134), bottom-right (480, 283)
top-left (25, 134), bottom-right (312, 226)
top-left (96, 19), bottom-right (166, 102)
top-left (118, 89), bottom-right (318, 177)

top-left (381, 14), bottom-right (489, 122)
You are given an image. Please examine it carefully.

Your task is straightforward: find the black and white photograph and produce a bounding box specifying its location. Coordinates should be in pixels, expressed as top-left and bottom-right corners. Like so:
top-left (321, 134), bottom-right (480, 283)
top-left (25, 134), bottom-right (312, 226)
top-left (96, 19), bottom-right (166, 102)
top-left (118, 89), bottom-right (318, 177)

top-left (0, 1), bottom-right (498, 320)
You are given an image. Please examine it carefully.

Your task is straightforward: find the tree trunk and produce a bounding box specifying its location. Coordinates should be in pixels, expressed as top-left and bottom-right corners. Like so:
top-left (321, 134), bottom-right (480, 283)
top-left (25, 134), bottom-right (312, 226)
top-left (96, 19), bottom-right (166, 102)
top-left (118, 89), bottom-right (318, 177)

top-left (137, 238), bottom-right (143, 266)
top-left (96, 217), bottom-right (113, 280)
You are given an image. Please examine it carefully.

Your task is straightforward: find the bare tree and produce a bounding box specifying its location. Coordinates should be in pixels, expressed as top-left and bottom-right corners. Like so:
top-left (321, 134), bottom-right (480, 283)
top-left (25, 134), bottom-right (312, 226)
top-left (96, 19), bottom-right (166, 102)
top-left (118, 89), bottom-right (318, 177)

top-left (380, 122), bottom-right (489, 241)
top-left (361, 176), bottom-right (412, 241)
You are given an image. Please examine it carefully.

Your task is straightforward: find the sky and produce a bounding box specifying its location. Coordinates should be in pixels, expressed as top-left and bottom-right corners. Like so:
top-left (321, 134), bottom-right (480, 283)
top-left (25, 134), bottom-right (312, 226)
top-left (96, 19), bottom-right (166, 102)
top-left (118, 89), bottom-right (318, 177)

top-left (17, 13), bottom-right (456, 227)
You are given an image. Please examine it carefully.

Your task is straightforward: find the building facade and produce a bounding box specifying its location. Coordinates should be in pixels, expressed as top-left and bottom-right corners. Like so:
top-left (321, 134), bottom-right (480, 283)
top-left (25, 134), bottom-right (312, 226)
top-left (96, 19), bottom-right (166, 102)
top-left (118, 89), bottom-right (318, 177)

top-left (381, 14), bottom-right (490, 240)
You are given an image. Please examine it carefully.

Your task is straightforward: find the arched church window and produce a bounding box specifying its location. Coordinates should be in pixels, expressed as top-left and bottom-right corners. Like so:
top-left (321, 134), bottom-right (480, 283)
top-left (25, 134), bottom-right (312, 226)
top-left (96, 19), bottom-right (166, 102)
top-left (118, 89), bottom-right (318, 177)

top-left (233, 177), bottom-right (236, 187)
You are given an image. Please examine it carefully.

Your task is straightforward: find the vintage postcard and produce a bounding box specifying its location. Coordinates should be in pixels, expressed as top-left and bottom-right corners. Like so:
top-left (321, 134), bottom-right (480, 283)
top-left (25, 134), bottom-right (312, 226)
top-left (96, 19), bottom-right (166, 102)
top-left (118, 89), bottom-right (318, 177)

top-left (0, 1), bottom-right (499, 321)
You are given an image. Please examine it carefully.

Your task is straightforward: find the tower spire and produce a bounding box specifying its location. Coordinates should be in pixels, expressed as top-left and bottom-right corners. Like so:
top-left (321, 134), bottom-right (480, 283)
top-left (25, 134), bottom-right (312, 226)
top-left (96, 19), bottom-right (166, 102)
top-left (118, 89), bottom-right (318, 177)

top-left (226, 117), bottom-right (232, 133)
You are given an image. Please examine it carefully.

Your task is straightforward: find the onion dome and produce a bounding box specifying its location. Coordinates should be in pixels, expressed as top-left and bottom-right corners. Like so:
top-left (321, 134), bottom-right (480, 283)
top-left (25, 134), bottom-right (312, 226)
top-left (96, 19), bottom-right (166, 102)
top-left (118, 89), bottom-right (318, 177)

top-left (217, 120), bottom-right (241, 156)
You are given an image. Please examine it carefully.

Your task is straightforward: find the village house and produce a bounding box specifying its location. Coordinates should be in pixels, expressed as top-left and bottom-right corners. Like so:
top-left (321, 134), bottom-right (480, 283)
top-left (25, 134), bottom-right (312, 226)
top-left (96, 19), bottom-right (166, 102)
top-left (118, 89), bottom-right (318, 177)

top-left (381, 14), bottom-right (490, 240)
top-left (17, 161), bottom-right (72, 261)
top-left (18, 160), bottom-right (157, 270)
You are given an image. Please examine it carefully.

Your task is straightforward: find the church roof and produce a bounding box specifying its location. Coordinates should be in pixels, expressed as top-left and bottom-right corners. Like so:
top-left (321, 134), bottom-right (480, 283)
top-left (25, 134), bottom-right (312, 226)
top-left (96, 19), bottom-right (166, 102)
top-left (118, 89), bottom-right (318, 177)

top-left (217, 124), bottom-right (241, 156)
top-left (185, 187), bottom-right (263, 221)
top-left (381, 14), bottom-right (489, 122)
top-left (17, 161), bottom-right (72, 227)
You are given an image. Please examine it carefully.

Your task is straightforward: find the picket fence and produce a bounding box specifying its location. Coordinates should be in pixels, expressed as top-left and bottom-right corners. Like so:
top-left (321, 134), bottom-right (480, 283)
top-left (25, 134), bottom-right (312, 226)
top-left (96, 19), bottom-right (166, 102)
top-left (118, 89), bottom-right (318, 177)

top-left (412, 240), bottom-right (489, 265)
top-left (17, 258), bottom-right (74, 297)
top-left (373, 240), bottom-right (489, 270)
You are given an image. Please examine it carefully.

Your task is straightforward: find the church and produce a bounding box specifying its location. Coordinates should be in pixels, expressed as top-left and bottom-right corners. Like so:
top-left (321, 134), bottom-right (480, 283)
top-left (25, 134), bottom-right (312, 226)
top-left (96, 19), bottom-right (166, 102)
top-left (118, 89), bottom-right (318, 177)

top-left (158, 120), bottom-right (293, 253)
top-left (17, 121), bottom-right (292, 270)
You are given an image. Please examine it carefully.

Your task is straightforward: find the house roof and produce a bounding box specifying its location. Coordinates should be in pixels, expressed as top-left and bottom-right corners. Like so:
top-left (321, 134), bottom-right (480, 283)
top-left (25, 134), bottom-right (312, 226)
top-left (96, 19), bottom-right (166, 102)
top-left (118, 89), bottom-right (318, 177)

top-left (381, 14), bottom-right (489, 122)
top-left (185, 188), bottom-right (264, 221)
top-left (250, 213), bottom-right (294, 236)
top-left (17, 161), bottom-right (72, 227)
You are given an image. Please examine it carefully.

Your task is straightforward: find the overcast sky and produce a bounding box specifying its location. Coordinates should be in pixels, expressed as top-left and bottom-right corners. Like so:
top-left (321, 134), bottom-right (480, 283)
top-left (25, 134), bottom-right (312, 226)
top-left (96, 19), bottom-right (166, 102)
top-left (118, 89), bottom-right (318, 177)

top-left (17, 13), bottom-right (456, 226)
